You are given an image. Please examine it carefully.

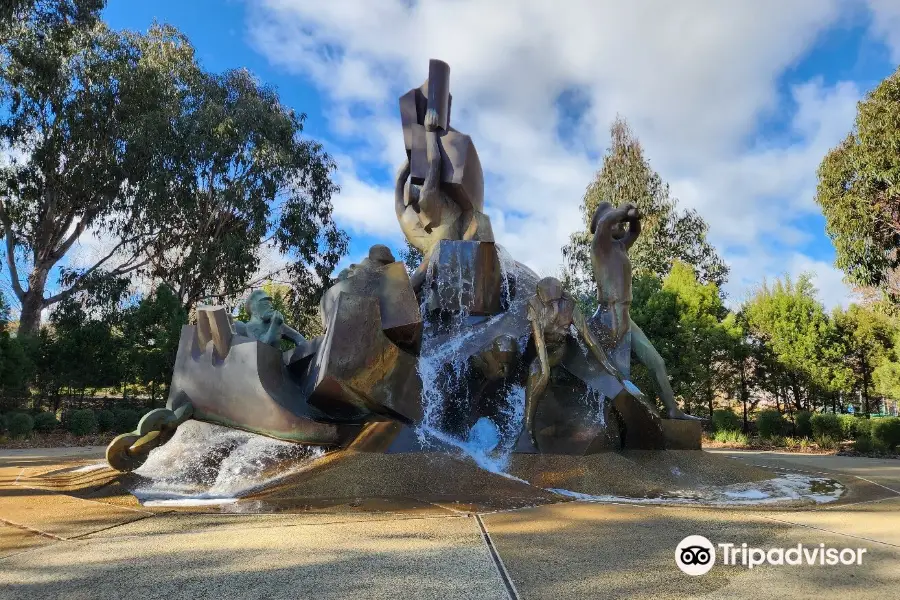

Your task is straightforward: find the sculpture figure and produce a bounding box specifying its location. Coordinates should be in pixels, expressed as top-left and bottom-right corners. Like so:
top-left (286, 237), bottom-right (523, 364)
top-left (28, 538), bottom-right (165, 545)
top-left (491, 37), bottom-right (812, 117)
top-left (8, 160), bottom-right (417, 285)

top-left (589, 201), bottom-right (700, 420)
top-left (523, 277), bottom-right (627, 446)
top-left (395, 60), bottom-right (494, 292)
top-left (234, 289), bottom-right (306, 348)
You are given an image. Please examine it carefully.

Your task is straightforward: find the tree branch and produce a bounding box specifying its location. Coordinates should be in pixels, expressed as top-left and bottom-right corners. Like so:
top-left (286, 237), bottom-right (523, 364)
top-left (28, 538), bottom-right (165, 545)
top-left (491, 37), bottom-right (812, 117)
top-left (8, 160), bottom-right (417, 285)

top-left (0, 197), bottom-right (25, 301)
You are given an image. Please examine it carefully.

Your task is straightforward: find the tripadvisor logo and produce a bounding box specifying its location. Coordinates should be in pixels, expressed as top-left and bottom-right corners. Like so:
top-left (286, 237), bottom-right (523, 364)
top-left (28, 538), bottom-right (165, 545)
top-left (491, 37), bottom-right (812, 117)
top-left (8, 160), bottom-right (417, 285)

top-left (675, 536), bottom-right (868, 576)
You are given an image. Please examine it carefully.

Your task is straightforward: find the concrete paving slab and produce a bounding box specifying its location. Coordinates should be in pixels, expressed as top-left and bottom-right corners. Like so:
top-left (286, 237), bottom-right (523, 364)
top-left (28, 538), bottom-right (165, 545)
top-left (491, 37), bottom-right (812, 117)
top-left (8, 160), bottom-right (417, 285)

top-left (482, 500), bottom-right (899, 600)
top-left (0, 514), bottom-right (508, 600)
top-left (711, 451), bottom-right (900, 492)
top-left (0, 486), bottom-right (152, 540)
top-left (760, 496), bottom-right (900, 547)
top-left (83, 511), bottom-right (474, 539)
top-left (0, 523), bottom-right (53, 559)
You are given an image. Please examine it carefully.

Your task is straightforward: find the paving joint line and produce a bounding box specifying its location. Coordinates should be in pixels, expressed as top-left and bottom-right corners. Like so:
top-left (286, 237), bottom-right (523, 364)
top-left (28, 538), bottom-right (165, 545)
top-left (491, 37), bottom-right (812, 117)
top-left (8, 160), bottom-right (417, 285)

top-left (758, 514), bottom-right (900, 549)
top-left (474, 514), bottom-right (521, 600)
top-left (0, 517), bottom-right (66, 542)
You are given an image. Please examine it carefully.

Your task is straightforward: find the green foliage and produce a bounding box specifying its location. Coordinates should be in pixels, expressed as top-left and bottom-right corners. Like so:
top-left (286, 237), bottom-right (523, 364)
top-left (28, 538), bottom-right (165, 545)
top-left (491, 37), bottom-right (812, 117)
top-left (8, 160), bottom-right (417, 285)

top-left (712, 429), bottom-right (749, 445)
top-left (833, 304), bottom-right (896, 413)
top-left (68, 409), bottom-right (97, 436)
top-left (8, 412), bottom-right (33, 438)
top-left (743, 274), bottom-right (838, 408)
top-left (33, 411), bottom-right (58, 432)
top-left (712, 409), bottom-right (741, 433)
top-left (561, 116), bottom-right (727, 301)
top-left (795, 410), bottom-right (813, 437)
top-left (756, 410), bottom-right (786, 439)
top-left (853, 435), bottom-right (875, 453)
top-left (121, 285), bottom-right (188, 399)
top-left (871, 417), bottom-right (900, 451)
top-left (839, 415), bottom-right (870, 440)
top-left (112, 408), bottom-right (140, 433)
top-left (815, 435), bottom-right (838, 451)
top-left (0, 413), bottom-right (8, 433)
top-left (810, 413), bottom-right (842, 440)
top-left (96, 409), bottom-right (115, 432)
top-left (0, 11), bottom-right (346, 333)
top-left (815, 66), bottom-right (900, 301)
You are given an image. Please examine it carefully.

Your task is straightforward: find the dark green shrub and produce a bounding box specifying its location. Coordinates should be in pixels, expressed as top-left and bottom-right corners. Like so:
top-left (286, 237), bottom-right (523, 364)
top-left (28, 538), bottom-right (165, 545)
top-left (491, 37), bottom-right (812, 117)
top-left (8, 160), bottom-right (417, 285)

top-left (8, 413), bottom-right (34, 439)
top-left (712, 409), bottom-right (742, 432)
top-left (814, 435), bottom-right (838, 450)
top-left (113, 408), bottom-right (140, 433)
top-left (0, 413), bottom-right (8, 433)
top-left (96, 410), bottom-right (116, 432)
top-left (811, 413), bottom-right (842, 440)
top-left (794, 411), bottom-right (812, 437)
top-left (871, 417), bottom-right (900, 451)
top-left (68, 409), bottom-right (97, 436)
top-left (33, 411), bottom-right (59, 432)
top-left (839, 415), bottom-right (870, 439)
top-left (756, 410), bottom-right (785, 439)
top-left (853, 435), bottom-right (875, 453)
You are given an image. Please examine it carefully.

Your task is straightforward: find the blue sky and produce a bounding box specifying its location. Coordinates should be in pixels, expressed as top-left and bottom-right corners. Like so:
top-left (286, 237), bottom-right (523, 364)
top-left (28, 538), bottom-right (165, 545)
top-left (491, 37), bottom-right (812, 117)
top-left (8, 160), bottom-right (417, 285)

top-left (10, 0), bottom-right (900, 313)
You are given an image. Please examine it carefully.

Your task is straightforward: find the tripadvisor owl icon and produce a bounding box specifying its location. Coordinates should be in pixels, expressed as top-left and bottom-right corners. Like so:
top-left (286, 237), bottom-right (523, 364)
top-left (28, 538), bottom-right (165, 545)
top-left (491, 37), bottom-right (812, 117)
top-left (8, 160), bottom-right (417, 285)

top-left (676, 535), bottom-right (716, 575)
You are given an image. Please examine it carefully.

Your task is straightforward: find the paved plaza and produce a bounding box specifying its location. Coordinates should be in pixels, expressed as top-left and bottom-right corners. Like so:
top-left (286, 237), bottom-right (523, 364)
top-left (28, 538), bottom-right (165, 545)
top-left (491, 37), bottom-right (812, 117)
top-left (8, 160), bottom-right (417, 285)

top-left (1, 448), bottom-right (898, 600)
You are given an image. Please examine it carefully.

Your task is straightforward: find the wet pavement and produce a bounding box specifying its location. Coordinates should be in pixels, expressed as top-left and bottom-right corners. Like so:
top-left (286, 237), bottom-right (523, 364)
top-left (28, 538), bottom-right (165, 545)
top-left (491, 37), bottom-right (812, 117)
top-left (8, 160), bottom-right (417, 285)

top-left (1, 447), bottom-right (898, 599)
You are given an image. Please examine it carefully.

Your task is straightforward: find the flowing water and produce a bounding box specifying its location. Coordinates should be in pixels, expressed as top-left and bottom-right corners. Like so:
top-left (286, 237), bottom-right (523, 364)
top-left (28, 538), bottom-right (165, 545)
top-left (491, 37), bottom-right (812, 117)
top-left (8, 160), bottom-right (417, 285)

top-left (130, 420), bottom-right (324, 506)
top-left (414, 244), bottom-right (533, 472)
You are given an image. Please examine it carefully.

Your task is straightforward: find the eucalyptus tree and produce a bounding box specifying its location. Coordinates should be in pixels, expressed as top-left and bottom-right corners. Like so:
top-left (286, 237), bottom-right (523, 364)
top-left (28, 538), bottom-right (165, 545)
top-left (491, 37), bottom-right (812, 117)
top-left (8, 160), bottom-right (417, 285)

top-left (816, 65), bottom-right (900, 303)
top-left (562, 116), bottom-right (727, 307)
top-left (1, 5), bottom-right (347, 333)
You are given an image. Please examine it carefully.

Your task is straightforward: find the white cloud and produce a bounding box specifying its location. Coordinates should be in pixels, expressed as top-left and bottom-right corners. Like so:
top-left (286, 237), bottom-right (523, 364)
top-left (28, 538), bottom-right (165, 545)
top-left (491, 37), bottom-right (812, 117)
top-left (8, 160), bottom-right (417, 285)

top-left (867, 0), bottom-right (900, 62)
top-left (246, 0), bottom-right (877, 308)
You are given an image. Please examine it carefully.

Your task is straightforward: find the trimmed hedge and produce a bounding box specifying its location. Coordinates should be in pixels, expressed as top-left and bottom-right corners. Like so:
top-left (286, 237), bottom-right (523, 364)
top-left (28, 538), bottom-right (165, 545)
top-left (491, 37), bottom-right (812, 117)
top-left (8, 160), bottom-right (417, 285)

top-left (33, 411), bottom-right (59, 432)
top-left (839, 415), bottom-right (870, 440)
top-left (712, 409), bottom-right (741, 432)
top-left (811, 413), bottom-right (842, 440)
top-left (97, 409), bottom-right (116, 432)
top-left (68, 409), bottom-right (98, 436)
top-left (794, 411), bottom-right (812, 437)
top-left (8, 413), bottom-right (34, 439)
top-left (756, 410), bottom-right (785, 439)
top-left (113, 408), bottom-right (140, 433)
top-left (871, 418), bottom-right (900, 451)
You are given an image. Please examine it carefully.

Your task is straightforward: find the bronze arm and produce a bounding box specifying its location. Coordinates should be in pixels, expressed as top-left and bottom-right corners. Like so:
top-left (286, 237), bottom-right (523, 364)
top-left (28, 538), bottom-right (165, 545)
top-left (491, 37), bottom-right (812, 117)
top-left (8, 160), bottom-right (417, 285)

top-left (417, 109), bottom-right (443, 229)
top-left (525, 307), bottom-right (551, 441)
top-left (394, 159), bottom-right (411, 220)
top-left (591, 207), bottom-right (632, 254)
top-left (573, 306), bottom-right (624, 382)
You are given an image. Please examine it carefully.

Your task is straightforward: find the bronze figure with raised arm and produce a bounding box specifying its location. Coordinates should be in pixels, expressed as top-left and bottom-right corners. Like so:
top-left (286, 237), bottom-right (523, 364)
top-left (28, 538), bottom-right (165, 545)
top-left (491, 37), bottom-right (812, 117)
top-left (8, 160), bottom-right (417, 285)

top-left (590, 201), bottom-right (702, 420)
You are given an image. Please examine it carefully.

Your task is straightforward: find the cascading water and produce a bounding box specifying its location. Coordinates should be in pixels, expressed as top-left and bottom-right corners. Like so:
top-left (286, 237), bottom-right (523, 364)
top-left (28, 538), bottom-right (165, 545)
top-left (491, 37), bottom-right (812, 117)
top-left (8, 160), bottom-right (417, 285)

top-left (130, 420), bottom-right (324, 506)
top-left (414, 244), bottom-right (532, 473)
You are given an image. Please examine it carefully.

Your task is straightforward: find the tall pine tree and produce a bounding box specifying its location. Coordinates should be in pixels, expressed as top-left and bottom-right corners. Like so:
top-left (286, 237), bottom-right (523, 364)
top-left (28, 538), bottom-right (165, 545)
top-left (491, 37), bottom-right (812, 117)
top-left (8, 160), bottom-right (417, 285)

top-left (562, 116), bottom-right (727, 307)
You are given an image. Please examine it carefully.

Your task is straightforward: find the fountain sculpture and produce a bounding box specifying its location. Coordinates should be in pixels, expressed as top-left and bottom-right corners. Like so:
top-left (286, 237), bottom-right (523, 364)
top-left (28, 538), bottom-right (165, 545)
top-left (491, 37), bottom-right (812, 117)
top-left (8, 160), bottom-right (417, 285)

top-left (105, 59), bottom-right (702, 473)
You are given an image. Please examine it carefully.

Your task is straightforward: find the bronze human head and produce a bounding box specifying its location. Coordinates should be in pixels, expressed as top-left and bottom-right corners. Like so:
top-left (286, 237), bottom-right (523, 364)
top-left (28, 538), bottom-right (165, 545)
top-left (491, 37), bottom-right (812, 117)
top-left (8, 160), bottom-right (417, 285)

top-left (245, 289), bottom-right (275, 321)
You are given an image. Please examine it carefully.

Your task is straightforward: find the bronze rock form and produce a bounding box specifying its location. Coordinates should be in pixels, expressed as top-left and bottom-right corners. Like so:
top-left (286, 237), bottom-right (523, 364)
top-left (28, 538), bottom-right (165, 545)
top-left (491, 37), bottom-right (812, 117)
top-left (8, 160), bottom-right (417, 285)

top-left (104, 59), bottom-right (701, 472)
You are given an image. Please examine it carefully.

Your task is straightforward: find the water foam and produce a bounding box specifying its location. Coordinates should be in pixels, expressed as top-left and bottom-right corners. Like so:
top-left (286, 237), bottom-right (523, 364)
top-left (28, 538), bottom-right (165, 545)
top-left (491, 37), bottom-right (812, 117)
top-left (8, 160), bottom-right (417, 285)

top-left (130, 420), bottom-right (324, 504)
top-left (549, 473), bottom-right (845, 506)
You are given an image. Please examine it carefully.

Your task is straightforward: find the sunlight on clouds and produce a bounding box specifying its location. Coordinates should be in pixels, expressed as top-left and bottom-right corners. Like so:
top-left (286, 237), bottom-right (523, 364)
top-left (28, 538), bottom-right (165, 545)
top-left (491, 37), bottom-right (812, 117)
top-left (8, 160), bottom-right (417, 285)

top-left (866, 0), bottom-right (900, 62)
top-left (246, 0), bottom-right (886, 308)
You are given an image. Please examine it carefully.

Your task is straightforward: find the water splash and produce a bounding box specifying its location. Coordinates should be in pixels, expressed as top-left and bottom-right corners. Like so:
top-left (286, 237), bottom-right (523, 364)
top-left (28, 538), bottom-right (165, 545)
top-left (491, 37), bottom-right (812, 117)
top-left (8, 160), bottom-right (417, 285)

top-left (548, 473), bottom-right (845, 506)
top-left (130, 420), bottom-right (324, 505)
top-left (414, 245), bottom-right (532, 471)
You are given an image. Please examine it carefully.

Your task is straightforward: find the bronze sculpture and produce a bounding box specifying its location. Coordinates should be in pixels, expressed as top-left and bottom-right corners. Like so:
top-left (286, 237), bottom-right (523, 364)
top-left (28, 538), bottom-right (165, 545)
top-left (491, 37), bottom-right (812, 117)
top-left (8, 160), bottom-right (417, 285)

top-left (395, 60), bottom-right (494, 292)
top-left (234, 290), bottom-right (306, 348)
top-left (589, 201), bottom-right (702, 421)
top-left (104, 58), bottom-right (702, 473)
top-left (524, 277), bottom-right (627, 448)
